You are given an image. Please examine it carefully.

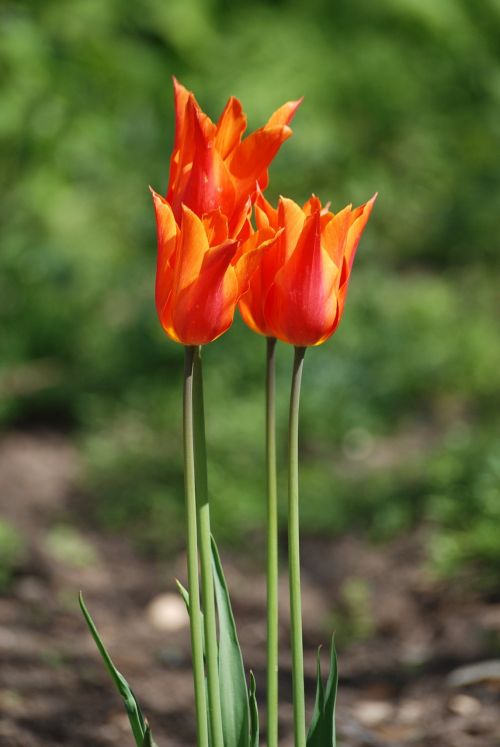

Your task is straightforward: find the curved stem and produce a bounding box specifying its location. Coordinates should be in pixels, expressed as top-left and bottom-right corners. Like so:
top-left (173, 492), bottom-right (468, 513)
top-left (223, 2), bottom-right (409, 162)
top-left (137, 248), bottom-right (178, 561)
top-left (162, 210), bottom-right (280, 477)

top-left (288, 346), bottom-right (306, 747)
top-left (183, 346), bottom-right (209, 747)
top-left (193, 346), bottom-right (224, 747)
top-left (266, 337), bottom-right (279, 747)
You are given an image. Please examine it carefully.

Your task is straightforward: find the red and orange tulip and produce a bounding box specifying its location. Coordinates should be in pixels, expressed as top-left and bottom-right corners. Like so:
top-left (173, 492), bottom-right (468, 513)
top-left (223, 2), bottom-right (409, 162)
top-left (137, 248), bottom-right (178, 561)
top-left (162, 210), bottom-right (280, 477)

top-left (166, 78), bottom-right (301, 237)
top-left (151, 190), bottom-right (277, 345)
top-left (239, 192), bottom-right (377, 347)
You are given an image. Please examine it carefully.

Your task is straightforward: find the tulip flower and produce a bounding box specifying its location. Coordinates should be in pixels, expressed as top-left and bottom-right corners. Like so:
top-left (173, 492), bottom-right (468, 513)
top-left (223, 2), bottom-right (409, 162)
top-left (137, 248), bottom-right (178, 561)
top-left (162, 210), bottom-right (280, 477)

top-left (151, 189), bottom-right (276, 346)
top-left (239, 192), bottom-right (377, 346)
top-left (166, 78), bottom-right (301, 237)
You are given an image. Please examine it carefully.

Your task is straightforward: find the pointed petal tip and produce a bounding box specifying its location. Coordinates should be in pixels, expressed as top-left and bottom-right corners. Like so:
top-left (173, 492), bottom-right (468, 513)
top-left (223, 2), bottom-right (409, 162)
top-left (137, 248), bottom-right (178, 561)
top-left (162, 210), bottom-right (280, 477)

top-left (278, 194), bottom-right (300, 208)
top-left (180, 202), bottom-right (193, 218)
top-left (179, 201), bottom-right (203, 228)
top-left (172, 75), bottom-right (186, 91)
top-left (284, 96), bottom-right (303, 121)
top-left (149, 186), bottom-right (162, 202)
top-left (359, 192), bottom-right (378, 213)
top-left (149, 186), bottom-right (169, 205)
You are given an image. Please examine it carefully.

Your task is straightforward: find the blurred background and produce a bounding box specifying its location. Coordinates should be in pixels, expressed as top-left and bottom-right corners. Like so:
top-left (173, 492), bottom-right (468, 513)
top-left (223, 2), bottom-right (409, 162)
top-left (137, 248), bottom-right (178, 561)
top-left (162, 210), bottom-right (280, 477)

top-left (1, 0), bottom-right (500, 745)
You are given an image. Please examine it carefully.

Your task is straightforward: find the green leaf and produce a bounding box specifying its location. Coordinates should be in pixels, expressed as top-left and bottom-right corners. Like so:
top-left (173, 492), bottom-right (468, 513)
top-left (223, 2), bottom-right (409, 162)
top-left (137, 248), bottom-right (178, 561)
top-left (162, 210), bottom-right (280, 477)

top-left (175, 579), bottom-right (206, 653)
top-left (142, 724), bottom-right (159, 747)
top-left (307, 647), bottom-right (325, 743)
top-left (306, 636), bottom-right (338, 747)
top-left (323, 635), bottom-right (338, 745)
top-left (175, 578), bottom-right (190, 610)
top-left (211, 535), bottom-right (250, 747)
top-left (248, 671), bottom-right (259, 747)
top-left (79, 592), bottom-right (150, 747)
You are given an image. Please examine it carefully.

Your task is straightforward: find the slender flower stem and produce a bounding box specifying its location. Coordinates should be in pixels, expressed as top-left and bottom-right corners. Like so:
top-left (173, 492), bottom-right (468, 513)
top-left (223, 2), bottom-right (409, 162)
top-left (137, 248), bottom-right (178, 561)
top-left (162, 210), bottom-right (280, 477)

top-left (183, 346), bottom-right (209, 747)
top-left (288, 346), bottom-right (307, 747)
top-left (193, 345), bottom-right (224, 747)
top-left (266, 337), bottom-right (279, 747)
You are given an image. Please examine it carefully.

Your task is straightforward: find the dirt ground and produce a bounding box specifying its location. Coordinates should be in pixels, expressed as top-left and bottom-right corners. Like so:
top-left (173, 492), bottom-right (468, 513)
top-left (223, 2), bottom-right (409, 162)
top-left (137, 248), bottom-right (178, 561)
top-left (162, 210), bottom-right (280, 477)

top-left (1, 432), bottom-right (500, 746)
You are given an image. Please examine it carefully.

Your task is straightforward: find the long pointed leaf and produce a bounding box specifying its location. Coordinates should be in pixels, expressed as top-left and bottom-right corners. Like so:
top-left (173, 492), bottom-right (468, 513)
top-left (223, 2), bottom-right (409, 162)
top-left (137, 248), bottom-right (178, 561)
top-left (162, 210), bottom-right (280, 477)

top-left (79, 592), bottom-right (147, 747)
top-left (323, 635), bottom-right (338, 747)
top-left (307, 647), bottom-right (325, 743)
top-left (306, 636), bottom-right (338, 747)
top-left (175, 578), bottom-right (190, 610)
top-left (142, 724), bottom-right (159, 747)
top-left (175, 579), bottom-right (206, 654)
top-left (248, 671), bottom-right (259, 747)
top-left (211, 536), bottom-right (250, 747)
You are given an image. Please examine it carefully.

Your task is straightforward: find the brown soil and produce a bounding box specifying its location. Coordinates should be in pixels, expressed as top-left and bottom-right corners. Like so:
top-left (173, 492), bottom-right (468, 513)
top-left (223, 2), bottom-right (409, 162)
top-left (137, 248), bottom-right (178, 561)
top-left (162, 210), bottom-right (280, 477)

top-left (1, 432), bottom-right (500, 746)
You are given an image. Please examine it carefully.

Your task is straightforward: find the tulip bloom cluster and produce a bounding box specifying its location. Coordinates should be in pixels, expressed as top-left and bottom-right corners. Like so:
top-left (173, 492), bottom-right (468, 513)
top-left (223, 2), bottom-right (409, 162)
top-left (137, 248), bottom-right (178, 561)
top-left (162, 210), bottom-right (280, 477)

top-left (81, 79), bottom-right (376, 747)
top-left (153, 79), bottom-right (375, 350)
top-left (151, 78), bottom-right (301, 346)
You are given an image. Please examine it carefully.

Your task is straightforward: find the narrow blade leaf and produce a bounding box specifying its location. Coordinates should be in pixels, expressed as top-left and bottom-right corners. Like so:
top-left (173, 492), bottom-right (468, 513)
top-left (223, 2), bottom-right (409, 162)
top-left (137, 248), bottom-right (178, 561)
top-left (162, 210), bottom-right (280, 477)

top-left (211, 535), bottom-right (250, 747)
top-left (142, 724), bottom-right (159, 747)
top-left (249, 671), bottom-right (259, 747)
top-left (175, 578), bottom-right (190, 610)
top-left (175, 579), bottom-right (205, 654)
top-left (79, 592), bottom-right (147, 747)
top-left (306, 636), bottom-right (338, 747)
top-left (307, 647), bottom-right (325, 743)
top-left (323, 635), bottom-right (338, 747)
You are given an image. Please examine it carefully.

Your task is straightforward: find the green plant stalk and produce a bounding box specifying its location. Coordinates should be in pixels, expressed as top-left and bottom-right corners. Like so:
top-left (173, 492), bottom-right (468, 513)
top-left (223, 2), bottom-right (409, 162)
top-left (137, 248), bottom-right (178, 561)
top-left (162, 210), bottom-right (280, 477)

top-left (288, 346), bottom-right (307, 747)
top-left (193, 345), bottom-right (224, 747)
top-left (183, 346), bottom-right (209, 747)
top-left (266, 337), bottom-right (279, 747)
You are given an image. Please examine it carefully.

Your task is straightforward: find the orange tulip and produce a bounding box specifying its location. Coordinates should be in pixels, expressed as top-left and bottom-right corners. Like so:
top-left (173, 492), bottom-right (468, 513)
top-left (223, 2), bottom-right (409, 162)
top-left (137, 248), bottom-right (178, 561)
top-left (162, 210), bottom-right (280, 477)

top-left (166, 78), bottom-right (302, 237)
top-left (151, 189), bottom-right (276, 345)
top-left (239, 192), bottom-right (377, 346)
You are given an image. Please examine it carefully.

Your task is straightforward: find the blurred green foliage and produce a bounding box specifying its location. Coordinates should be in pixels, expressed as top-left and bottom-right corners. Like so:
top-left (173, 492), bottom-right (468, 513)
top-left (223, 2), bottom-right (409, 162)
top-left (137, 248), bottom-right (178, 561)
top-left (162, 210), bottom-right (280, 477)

top-left (1, 0), bottom-right (499, 579)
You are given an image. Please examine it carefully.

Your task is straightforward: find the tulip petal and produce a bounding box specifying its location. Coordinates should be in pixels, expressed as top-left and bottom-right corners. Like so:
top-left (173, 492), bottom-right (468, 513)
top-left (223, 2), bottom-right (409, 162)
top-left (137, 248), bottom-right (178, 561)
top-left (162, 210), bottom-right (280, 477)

top-left (167, 79), bottom-right (200, 204)
top-left (345, 193), bottom-right (377, 273)
top-left (228, 124), bottom-right (293, 204)
top-left (330, 193), bottom-right (377, 335)
top-left (173, 204), bottom-right (210, 297)
top-left (267, 211), bottom-right (339, 346)
top-left (202, 209), bottom-right (229, 246)
top-left (228, 198), bottom-right (252, 241)
top-left (233, 226), bottom-right (276, 282)
top-left (238, 230), bottom-right (282, 337)
top-left (151, 188), bottom-right (178, 317)
top-left (266, 98), bottom-right (303, 127)
top-left (279, 197), bottom-right (307, 263)
top-left (172, 240), bottom-right (239, 345)
top-left (180, 106), bottom-right (236, 220)
top-left (255, 192), bottom-right (279, 232)
top-left (302, 194), bottom-right (322, 216)
top-left (322, 206), bottom-right (351, 269)
top-left (215, 96), bottom-right (247, 160)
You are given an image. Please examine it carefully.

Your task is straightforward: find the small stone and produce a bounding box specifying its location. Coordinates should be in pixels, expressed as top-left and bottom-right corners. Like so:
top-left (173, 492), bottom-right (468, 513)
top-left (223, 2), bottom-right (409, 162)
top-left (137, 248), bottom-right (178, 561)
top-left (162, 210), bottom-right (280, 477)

top-left (398, 699), bottom-right (424, 723)
top-left (448, 693), bottom-right (481, 717)
top-left (147, 593), bottom-right (188, 632)
top-left (353, 700), bottom-right (394, 726)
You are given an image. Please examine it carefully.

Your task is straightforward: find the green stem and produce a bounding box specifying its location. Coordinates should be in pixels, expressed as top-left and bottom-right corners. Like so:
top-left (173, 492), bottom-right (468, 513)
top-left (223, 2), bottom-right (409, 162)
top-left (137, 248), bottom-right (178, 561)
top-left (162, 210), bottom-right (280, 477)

top-left (183, 346), bottom-right (209, 747)
top-left (288, 346), bottom-right (307, 747)
top-left (266, 337), bottom-right (279, 747)
top-left (193, 345), bottom-right (224, 747)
